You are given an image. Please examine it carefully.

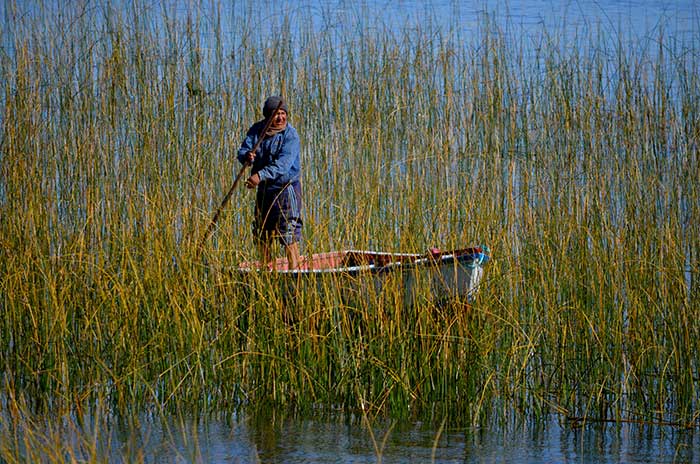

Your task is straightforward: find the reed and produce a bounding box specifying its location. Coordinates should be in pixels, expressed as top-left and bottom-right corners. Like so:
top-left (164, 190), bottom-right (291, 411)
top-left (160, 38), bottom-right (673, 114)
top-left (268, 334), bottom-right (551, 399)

top-left (0, 1), bottom-right (698, 455)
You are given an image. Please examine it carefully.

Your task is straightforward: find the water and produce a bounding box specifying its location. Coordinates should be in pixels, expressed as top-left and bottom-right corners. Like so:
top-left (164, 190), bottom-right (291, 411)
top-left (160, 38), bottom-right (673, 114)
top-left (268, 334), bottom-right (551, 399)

top-left (4, 404), bottom-right (698, 462)
top-left (177, 0), bottom-right (699, 47)
top-left (12, 0), bottom-right (692, 59)
top-left (95, 413), bottom-right (698, 463)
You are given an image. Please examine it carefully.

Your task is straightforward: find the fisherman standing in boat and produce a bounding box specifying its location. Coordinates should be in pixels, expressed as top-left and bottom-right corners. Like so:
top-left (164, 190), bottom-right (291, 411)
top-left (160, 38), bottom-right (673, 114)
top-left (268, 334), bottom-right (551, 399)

top-left (238, 95), bottom-right (303, 269)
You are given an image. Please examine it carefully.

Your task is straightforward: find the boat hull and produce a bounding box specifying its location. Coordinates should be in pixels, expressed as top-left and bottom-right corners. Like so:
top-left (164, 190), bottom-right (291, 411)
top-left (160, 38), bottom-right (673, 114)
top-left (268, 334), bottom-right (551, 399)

top-left (236, 246), bottom-right (490, 307)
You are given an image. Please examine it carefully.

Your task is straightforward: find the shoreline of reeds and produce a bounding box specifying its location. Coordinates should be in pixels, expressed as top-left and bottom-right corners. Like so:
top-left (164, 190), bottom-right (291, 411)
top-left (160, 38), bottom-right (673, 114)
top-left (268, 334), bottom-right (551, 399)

top-left (1, 1), bottom-right (698, 457)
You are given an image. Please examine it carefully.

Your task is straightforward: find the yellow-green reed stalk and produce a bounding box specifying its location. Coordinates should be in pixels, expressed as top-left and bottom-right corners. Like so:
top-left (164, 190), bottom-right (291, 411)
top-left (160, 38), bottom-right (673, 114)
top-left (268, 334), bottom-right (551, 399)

top-left (0, 0), bottom-right (698, 437)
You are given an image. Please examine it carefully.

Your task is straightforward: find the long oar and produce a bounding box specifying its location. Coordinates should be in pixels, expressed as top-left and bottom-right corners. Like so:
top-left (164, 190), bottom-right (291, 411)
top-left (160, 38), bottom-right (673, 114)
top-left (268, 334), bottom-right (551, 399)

top-left (198, 100), bottom-right (283, 255)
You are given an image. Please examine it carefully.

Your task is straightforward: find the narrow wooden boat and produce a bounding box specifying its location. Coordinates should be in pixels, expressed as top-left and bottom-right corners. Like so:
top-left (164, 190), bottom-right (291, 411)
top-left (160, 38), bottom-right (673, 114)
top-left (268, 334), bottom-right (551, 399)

top-left (238, 245), bottom-right (490, 305)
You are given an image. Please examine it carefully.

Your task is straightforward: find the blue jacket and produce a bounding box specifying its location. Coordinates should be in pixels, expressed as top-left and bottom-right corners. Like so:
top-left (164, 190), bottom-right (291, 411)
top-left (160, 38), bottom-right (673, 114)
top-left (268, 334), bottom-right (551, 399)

top-left (237, 121), bottom-right (301, 190)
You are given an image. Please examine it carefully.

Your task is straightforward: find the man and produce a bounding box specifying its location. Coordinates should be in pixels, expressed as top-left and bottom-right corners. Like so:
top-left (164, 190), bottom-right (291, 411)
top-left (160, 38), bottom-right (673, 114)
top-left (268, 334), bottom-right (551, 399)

top-left (237, 96), bottom-right (303, 269)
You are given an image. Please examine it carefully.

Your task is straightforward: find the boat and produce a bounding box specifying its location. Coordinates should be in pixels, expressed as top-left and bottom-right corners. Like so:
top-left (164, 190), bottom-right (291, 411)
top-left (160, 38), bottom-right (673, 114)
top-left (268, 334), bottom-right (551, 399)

top-left (237, 245), bottom-right (490, 306)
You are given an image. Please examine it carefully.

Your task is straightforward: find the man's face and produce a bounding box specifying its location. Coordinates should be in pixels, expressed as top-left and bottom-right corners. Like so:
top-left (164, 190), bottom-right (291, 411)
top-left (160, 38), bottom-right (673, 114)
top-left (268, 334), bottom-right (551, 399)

top-left (273, 109), bottom-right (287, 126)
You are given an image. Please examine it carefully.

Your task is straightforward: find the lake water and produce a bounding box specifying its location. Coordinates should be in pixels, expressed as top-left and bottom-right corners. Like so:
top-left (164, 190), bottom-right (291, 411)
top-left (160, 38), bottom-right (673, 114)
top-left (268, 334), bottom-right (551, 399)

top-left (308, 0), bottom-right (698, 37)
top-left (99, 412), bottom-right (699, 463)
top-left (182, 0), bottom-right (699, 48)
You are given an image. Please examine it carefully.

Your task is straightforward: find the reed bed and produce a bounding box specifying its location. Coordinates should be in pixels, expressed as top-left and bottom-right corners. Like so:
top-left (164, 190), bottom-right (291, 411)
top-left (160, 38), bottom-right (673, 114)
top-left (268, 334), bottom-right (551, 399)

top-left (1, 0), bottom-right (699, 454)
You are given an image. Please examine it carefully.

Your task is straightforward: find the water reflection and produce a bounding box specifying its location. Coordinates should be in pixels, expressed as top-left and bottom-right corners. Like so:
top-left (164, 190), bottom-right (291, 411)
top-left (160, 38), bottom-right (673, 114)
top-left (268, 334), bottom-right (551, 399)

top-left (107, 412), bottom-right (698, 463)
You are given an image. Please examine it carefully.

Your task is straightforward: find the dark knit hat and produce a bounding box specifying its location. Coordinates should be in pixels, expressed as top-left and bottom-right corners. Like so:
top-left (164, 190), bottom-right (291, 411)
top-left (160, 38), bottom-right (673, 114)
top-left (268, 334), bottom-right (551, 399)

top-left (263, 96), bottom-right (288, 117)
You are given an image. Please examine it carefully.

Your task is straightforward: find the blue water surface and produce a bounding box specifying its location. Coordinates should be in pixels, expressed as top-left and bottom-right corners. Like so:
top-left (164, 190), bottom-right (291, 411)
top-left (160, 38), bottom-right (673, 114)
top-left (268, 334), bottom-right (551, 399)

top-left (109, 413), bottom-right (699, 463)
